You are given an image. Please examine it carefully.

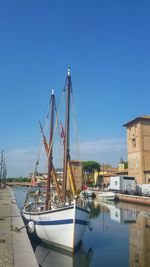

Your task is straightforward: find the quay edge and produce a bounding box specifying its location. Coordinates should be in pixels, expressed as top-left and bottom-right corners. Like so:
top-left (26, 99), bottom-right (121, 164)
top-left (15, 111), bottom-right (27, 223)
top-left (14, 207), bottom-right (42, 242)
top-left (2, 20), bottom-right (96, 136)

top-left (11, 188), bottom-right (39, 267)
top-left (0, 187), bottom-right (39, 267)
top-left (115, 193), bottom-right (150, 206)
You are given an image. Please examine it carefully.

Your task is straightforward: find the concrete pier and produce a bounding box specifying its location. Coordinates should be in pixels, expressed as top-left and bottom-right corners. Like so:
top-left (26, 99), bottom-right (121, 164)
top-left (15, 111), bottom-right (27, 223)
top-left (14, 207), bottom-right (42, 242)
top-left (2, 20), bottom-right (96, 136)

top-left (0, 187), bottom-right (38, 267)
top-left (116, 193), bottom-right (150, 206)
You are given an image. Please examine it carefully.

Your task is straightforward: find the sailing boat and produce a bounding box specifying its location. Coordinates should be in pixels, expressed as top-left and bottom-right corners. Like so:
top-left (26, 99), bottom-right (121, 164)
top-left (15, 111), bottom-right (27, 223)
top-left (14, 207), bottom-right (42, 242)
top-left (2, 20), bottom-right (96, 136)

top-left (22, 67), bottom-right (90, 252)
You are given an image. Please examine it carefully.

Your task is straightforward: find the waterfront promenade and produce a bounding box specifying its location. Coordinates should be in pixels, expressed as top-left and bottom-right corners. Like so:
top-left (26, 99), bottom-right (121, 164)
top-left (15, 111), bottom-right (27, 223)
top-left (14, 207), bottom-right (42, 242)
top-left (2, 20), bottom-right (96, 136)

top-left (0, 187), bottom-right (38, 267)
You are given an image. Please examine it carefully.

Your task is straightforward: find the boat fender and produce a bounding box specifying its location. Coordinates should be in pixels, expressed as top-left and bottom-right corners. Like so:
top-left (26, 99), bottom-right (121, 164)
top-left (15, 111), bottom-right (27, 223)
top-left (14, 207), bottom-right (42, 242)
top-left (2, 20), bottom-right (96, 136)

top-left (28, 221), bottom-right (35, 233)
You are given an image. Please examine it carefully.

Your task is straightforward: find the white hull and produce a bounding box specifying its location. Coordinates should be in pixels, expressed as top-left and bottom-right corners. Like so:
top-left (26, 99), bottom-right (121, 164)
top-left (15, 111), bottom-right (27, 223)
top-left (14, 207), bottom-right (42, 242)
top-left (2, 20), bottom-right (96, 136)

top-left (22, 200), bottom-right (89, 252)
top-left (97, 191), bottom-right (115, 201)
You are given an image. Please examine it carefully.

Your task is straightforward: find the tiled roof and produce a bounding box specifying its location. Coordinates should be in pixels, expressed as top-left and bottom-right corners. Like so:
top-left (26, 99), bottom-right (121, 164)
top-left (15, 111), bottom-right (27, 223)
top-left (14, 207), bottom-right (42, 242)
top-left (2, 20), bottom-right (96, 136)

top-left (123, 115), bottom-right (150, 127)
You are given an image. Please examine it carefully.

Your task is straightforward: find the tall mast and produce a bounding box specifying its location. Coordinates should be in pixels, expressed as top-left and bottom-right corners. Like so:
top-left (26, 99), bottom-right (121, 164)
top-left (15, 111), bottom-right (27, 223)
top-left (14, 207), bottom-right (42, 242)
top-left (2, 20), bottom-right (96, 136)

top-left (63, 67), bottom-right (71, 201)
top-left (45, 89), bottom-right (55, 210)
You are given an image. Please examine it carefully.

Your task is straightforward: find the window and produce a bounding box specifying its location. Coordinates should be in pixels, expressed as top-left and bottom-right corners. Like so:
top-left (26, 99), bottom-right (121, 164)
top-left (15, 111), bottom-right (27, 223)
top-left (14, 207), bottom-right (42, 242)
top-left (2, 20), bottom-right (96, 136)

top-left (136, 159), bottom-right (139, 169)
top-left (115, 181), bottom-right (118, 186)
top-left (130, 159), bottom-right (133, 169)
top-left (132, 138), bottom-right (136, 148)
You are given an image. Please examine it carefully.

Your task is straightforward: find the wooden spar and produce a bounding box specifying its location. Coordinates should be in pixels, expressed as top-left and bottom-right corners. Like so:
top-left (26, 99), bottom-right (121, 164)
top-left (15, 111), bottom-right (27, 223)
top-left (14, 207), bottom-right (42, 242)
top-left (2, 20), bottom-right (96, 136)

top-left (39, 122), bottom-right (63, 202)
top-left (51, 164), bottom-right (63, 202)
top-left (39, 121), bottom-right (49, 155)
top-left (45, 89), bottom-right (55, 210)
top-left (67, 161), bottom-right (76, 195)
top-left (62, 67), bottom-right (71, 201)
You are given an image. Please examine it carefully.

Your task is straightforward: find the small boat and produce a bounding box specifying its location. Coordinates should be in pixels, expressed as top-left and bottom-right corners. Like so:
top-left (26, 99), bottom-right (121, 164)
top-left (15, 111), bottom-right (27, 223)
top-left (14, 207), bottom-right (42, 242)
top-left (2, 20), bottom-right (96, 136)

top-left (22, 67), bottom-right (90, 252)
top-left (80, 190), bottom-right (95, 199)
top-left (97, 191), bottom-right (116, 201)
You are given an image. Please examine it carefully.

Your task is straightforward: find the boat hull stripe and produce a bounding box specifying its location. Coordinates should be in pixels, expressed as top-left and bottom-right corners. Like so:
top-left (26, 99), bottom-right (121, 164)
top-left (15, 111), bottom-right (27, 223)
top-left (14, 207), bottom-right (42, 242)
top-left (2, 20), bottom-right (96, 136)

top-left (34, 218), bottom-right (88, 226)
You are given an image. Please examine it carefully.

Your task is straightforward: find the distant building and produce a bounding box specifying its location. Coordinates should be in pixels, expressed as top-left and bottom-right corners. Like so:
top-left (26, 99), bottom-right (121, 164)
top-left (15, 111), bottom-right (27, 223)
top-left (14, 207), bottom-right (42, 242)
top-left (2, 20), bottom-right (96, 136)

top-left (94, 167), bottom-right (118, 187)
top-left (123, 115), bottom-right (150, 184)
top-left (118, 157), bottom-right (125, 171)
top-left (30, 160), bottom-right (83, 191)
top-left (116, 157), bottom-right (128, 176)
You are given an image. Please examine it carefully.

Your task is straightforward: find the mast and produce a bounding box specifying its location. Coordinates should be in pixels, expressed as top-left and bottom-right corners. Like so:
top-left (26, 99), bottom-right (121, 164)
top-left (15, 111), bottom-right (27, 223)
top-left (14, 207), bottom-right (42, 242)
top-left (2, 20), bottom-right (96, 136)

top-left (45, 89), bottom-right (55, 210)
top-left (63, 67), bottom-right (71, 201)
top-left (0, 150), bottom-right (4, 189)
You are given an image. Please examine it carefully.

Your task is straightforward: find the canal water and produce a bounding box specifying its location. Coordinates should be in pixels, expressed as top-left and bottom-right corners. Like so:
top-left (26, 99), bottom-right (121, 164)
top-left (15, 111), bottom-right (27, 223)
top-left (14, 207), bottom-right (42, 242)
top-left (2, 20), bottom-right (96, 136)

top-left (12, 187), bottom-right (150, 267)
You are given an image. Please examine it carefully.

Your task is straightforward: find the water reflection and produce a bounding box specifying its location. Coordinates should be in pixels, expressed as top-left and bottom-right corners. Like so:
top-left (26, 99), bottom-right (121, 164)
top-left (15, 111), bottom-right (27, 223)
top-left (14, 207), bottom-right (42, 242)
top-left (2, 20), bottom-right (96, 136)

top-left (12, 188), bottom-right (150, 267)
top-left (129, 210), bottom-right (150, 267)
top-left (100, 202), bottom-right (137, 224)
top-left (91, 201), bottom-right (150, 267)
top-left (33, 241), bottom-right (93, 267)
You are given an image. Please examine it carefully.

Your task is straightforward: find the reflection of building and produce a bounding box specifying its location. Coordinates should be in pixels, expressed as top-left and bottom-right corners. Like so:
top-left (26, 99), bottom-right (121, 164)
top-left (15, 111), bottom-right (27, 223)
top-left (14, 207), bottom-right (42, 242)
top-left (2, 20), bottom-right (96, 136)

top-left (123, 116), bottom-right (150, 184)
top-left (103, 203), bottom-right (137, 224)
top-left (129, 215), bottom-right (150, 267)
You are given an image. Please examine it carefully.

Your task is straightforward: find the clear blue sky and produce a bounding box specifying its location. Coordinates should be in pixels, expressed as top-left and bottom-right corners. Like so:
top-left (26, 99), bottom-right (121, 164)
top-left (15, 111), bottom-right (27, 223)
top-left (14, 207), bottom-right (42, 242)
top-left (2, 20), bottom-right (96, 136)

top-left (0, 0), bottom-right (150, 177)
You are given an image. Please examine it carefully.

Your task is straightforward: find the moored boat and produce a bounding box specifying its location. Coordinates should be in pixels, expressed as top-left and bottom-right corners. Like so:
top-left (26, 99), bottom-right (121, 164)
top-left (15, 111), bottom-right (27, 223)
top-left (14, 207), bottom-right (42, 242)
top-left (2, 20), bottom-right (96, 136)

top-left (80, 189), bottom-right (96, 199)
top-left (22, 67), bottom-right (90, 252)
top-left (97, 191), bottom-right (116, 201)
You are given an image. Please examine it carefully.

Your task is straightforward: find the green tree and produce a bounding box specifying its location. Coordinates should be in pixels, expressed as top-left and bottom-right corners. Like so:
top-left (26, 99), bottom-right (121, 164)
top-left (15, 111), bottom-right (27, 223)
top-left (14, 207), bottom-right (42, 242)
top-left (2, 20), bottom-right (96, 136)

top-left (83, 161), bottom-right (100, 174)
top-left (124, 162), bottom-right (128, 169)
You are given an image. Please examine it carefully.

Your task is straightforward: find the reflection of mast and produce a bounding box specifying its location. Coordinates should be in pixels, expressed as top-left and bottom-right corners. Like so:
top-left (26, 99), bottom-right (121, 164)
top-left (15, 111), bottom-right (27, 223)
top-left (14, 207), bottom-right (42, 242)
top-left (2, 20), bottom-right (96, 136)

top-left (102, 205), bottom-right (104, 232)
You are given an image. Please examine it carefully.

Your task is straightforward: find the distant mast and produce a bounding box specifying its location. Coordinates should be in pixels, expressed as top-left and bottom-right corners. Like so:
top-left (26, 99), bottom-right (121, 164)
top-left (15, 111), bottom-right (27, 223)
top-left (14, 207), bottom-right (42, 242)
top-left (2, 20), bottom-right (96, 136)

top-left (0, 150), bottom-right (4, 189)
top-left (45, 89), bottom-right (55, 210)
top-left (63, 67), bottom-right (71, 202)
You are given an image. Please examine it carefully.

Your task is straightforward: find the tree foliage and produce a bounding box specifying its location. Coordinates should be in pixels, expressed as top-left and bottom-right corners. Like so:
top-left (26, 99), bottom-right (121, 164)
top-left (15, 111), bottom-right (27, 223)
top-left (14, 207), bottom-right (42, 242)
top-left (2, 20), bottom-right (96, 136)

top-left (6, 177), bottom-right (31, 182)
top-left (124, 162), bottom-right (128, 169)
top-left (83, 161), bottom-right (100, 173)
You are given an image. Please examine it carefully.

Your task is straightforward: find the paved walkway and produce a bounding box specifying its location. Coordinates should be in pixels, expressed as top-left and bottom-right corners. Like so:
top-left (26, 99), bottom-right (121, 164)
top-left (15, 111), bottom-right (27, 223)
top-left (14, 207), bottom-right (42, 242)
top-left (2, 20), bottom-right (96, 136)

top-left (0, 187), bottom-right (14, 267)
top-left (0, 187), bottom-right (38, 267)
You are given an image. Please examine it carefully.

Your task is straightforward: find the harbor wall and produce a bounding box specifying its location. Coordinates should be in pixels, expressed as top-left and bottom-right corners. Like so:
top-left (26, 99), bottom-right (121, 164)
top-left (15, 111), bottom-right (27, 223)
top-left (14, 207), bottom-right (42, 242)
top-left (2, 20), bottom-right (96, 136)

top-left (116, 193), bottom-right (150, 206)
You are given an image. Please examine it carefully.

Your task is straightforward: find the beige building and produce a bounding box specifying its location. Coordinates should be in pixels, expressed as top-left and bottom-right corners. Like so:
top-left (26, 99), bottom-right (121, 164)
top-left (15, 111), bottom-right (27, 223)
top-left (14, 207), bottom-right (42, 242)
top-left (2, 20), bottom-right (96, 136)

top-left (94, 167), bottom-right (118, 187)
top-left (123, 116), bottom-right (150, 184)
